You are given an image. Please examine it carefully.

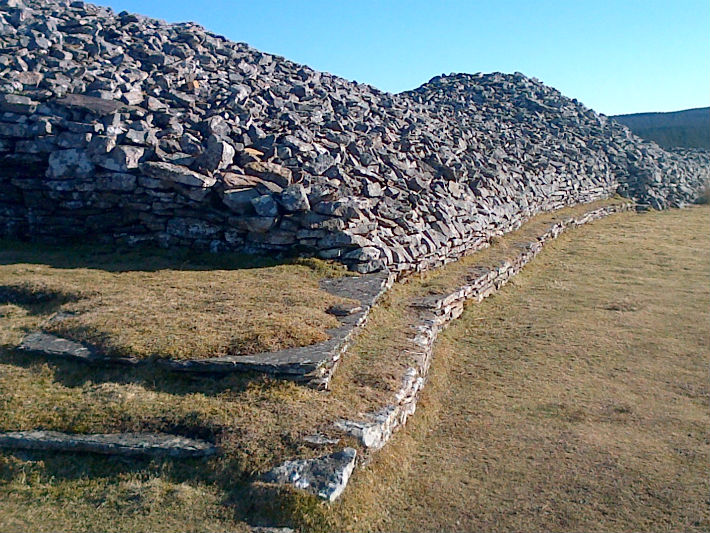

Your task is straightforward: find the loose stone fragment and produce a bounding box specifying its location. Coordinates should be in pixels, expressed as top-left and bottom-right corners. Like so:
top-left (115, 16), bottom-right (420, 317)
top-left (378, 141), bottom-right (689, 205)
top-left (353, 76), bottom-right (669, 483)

top-left (262, 448), bottom-right (357, 502)
top-left (141, 161), bottom-right (216, 188)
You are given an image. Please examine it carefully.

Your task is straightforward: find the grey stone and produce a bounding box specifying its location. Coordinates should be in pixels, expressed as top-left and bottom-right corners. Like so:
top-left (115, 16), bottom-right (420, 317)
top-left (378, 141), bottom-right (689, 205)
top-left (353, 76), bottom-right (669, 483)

top-left (243, 216), bottom-right (278, 233)
top-left (167, 217), bottom-right (221, 239)
top-left (56, 93), bottom-right (124, 116)
top-left (279, 183), bottom-right (310, 212)
top-left (262, 448), bottom-right (357, 502)
top-left (47, 149), bottom-right (95, 179)
top-left (326, 303), bottom-right (362, 316)
top-left (303, 434), bottom-right (341, 447)
top-left (199, 115), bottom-right (231, 138)
top-left (363, 181), bottom-right (383, 198)
top-left (97, 145), bottom-right (144, 171)
top-left (19, 332), bottom-right (137, 364)
top-left (121, 90), bottom-right (143, 106)
top-left (222, 188), bottom-right (260, 213)
top-left (0, 93), bottom-right (37, 114)
top-left (251, 195), bottom-right (279, 217)
top-left (198, 136), bottom-right (235, 171)
top-left (141, 161), bottom-right (216, 188)
top-left (0, 430), bottom-right (217, 458)
top-left (95, 173), bottom-right (137, 191)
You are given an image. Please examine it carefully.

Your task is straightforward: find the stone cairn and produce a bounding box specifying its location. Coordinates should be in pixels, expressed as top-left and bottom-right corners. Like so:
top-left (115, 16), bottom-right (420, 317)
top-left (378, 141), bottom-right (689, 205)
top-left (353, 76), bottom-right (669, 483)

top-left (0, 0), bottom-right (708, 274)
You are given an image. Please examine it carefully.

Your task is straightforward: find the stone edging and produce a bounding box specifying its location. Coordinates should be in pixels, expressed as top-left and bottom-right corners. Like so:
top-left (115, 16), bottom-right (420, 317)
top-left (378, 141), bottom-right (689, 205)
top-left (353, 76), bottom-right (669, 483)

top-left (336, 203), bottom-right (633, 450)
top-left (334, 203), bottom-right (633, 452)
top-left (268, 203), bottom-right (633, 501)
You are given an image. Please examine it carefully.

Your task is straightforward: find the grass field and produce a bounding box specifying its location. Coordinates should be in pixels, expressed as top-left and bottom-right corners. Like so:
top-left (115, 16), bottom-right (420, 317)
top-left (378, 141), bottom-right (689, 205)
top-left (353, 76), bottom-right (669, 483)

top-left (328, 206), bottom-right (709, 532)
top-left (0, 203), bottom-right (706, 532)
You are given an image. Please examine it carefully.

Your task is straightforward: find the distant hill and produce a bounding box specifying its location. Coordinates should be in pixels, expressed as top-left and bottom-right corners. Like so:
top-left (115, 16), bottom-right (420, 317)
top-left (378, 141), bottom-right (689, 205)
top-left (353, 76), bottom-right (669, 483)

top-left (612, 107), bottom-right (710, 150)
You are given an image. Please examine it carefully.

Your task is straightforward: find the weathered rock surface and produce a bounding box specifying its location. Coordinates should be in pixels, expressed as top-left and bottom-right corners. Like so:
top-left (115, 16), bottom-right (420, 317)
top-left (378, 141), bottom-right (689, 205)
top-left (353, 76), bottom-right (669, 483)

top-left (0, 430), bottom-right (218, 457)
top-left (19, 331), bottom-right (139, 364)
top-left (0, 0), bottom-right (708, 272)
top-left (262, 447), bottom-right (357, 502)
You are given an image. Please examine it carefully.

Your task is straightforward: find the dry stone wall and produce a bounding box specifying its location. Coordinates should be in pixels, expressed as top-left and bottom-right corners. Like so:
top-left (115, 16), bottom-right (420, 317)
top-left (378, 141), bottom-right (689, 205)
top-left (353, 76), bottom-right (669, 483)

top-left (0, 0), bottom-right (708, 273)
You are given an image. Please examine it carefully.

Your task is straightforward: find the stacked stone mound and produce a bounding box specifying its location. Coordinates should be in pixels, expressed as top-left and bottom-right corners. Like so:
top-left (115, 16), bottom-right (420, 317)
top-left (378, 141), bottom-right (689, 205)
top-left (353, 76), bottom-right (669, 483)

top-left (1, 0), bottom-right (707, 273)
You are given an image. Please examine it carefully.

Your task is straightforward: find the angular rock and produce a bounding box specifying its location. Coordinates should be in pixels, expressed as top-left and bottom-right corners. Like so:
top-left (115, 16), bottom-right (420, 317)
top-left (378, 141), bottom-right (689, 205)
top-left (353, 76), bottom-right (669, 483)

top-left (141, 161), bottom-right (216, 188)
top-left (244, 161), bottom-right (293, 187)
top-left (262, 448), bottom-right (357, 502)
top-left (97, 145), bottom-right (144, 171)
top-left (56, 93), bottom-right (124, 115)
top-left (279, 183), bottom-right (310, 212)
top-left (0, 93), bottom-right (37, 114)
top-left (222, 173), bottom-right (265, 190)
top-left (198, 136), bottom-right (235, 171)
top-left (222, 188), bottom-right (260, 213)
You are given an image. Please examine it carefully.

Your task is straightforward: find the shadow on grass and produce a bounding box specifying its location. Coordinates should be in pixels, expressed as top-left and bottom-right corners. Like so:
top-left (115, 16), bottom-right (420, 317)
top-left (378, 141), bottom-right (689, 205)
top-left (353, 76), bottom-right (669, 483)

top-left (0, 283), bottom-right (80, 316)
top-left (0, 447), bottom-right (312, 529)
top-left (0, 346), bottom-right (261, 399)
top-left (0, 238), bottom-right (340, 274)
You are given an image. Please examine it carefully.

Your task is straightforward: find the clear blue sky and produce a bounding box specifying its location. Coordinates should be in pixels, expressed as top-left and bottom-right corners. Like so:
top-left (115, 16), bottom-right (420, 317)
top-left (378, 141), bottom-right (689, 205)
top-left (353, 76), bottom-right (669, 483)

top-left (96, 0), bottom-right (708, 116)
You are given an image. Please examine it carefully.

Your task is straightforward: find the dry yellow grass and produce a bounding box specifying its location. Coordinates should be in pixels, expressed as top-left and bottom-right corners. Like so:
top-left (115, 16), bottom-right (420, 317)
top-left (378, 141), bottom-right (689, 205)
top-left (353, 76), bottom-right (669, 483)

top-left (0, 244), bottom-right (351, 359)
top-left (328, 206), bottom-right (710, 532)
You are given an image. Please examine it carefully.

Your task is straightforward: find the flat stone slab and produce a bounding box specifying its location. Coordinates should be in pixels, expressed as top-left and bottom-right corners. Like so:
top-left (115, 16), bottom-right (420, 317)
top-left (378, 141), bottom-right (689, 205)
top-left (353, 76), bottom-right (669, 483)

top-left (18, 332), bottom-right (139, 365)
top-left (18, 271), bottom-right (393, 388)
top-left (262, 448), bottom-right (357, 502)
top-left (0, 431), bottom-right (218, 458)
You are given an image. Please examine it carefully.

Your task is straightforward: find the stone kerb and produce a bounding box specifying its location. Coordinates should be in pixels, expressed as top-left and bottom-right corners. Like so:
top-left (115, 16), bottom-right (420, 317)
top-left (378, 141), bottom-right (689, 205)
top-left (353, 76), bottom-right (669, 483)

top-left (270, 203), bottom-right (631, 504)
